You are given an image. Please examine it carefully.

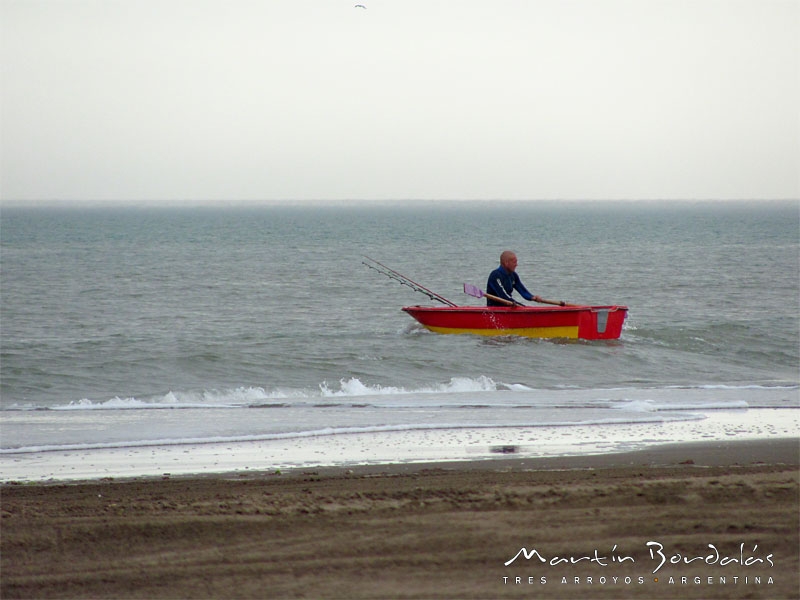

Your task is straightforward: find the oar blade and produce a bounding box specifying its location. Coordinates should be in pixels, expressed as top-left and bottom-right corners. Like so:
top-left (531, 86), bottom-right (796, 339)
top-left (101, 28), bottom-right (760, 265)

top-left (463, 283), bottom-right (484, 298)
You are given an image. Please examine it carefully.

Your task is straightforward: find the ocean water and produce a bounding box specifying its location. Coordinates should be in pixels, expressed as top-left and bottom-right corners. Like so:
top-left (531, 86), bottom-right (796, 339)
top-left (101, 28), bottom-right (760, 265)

top-left (1, 201), bottom-right (798, 480)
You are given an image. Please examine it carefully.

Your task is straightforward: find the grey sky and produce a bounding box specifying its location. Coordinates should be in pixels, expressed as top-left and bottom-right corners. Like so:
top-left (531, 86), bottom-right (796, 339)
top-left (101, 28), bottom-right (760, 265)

top-left (1, 0), bottom-right (798, 205)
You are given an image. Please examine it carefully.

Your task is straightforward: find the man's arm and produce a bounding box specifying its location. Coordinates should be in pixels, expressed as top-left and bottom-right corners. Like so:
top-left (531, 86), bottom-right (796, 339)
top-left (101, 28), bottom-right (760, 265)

top-left (512, 273), bottom-right (535, 302)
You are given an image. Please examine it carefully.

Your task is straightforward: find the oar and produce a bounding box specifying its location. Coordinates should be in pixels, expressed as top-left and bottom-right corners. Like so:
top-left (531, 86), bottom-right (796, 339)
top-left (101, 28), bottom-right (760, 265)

top-left (463, 283), bottom-right (519, 306)
top-left (535, 297), bottom-right (583, 307)
top-left (464, 283), bottom-right (581, 307)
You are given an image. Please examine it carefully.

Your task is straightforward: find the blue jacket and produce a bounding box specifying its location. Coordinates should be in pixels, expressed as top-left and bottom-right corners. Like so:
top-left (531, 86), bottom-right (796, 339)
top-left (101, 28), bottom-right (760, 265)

top-left (486, 265), bottom-right (534, 306)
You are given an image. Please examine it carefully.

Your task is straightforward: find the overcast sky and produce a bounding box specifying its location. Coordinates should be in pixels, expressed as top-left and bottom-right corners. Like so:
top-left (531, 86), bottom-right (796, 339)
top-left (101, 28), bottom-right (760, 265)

top-left (1, 0), bottom-right (797, 205)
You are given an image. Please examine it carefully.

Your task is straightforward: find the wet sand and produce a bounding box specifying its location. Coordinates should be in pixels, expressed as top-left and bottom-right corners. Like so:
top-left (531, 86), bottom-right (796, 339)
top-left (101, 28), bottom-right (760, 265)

top-left (2, 439), bottom-right (798, 599)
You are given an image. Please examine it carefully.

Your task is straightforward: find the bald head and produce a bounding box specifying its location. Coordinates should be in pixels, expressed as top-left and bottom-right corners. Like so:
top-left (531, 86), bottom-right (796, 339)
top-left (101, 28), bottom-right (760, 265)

top-left (500, 251), bottom-right (518, 272)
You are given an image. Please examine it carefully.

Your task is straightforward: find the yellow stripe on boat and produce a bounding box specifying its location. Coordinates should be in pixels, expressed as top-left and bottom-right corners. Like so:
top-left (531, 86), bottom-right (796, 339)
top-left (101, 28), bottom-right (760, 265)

top-left (424, 325), bottom-right (580, 339)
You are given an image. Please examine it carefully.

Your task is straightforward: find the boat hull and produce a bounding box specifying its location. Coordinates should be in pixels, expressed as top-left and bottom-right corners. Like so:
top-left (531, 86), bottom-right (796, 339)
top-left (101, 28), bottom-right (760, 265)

top-left (402, 305), bottom-right (628, 340)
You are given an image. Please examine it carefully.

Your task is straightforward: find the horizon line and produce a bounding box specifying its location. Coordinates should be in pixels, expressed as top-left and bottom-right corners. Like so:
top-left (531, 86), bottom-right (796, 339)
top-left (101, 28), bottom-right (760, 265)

top-left (2, 198), bottom-right (798, 210)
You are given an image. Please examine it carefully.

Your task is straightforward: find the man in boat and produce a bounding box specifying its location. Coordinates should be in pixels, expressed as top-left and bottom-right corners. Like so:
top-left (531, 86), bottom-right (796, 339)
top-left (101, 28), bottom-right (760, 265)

top-left (486, 251), bottom-right (545, 306)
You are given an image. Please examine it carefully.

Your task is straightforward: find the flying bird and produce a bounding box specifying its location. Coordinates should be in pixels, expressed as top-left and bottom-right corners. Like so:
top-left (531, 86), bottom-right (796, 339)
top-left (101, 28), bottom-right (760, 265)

top-left (354, 4), bottom-right (366, 8)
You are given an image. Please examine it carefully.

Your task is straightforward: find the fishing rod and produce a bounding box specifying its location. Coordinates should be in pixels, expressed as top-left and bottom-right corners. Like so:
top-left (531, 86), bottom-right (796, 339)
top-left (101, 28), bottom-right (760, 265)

top-left (362, 256), bottom-right (458, 307)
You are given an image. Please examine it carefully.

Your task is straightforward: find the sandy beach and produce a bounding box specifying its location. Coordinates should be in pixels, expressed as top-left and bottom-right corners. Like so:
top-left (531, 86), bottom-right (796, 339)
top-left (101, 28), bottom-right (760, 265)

top-left (2, 438), bottom-right (798, 600)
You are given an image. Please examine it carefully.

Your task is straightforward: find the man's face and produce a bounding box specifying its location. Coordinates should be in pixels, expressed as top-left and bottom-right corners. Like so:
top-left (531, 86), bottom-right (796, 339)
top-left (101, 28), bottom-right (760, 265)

top-left (502, 254), bottom-right (518, 272)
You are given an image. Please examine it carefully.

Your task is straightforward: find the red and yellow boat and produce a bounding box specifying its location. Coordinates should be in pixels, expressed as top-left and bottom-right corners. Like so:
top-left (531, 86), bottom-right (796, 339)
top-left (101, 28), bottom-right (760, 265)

top-left (363, 257), bottom-right (627, 340)
top-left (402, 304), bottom-right (628, 340)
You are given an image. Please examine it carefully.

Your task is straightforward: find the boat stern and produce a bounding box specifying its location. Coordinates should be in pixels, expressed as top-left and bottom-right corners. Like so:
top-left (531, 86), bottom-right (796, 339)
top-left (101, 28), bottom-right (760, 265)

top-left (577, 306), bottom-right (628, 340)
